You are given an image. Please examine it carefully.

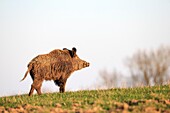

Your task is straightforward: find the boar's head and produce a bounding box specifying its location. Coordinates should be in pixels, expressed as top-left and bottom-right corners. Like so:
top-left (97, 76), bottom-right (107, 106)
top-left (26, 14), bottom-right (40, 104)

top-left (64, 47), bottom-right (90, 71)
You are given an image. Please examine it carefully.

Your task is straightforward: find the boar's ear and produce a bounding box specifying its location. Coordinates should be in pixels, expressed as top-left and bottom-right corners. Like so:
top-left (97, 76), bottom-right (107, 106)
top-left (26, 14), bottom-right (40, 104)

top-left (69, 47), bottom-right (77, 58)
top-left (64, 48), bottom-right (75, 58)
top-left (63, 48), bottom-right (68, 50)
top-left (64, 47), bottom-right (77, 58)
top-left (72, 47), bottom-right (77, 53)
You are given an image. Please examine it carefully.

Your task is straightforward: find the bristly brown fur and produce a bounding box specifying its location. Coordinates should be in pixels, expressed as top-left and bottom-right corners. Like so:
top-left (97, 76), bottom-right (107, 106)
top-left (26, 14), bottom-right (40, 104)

top-left (21, 47), bottom-right (90, 96)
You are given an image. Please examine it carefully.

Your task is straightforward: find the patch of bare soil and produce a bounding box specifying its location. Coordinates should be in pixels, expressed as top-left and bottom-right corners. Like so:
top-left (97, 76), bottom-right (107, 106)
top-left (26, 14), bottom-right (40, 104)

top-left (1, 99), bottom-right (170, 113)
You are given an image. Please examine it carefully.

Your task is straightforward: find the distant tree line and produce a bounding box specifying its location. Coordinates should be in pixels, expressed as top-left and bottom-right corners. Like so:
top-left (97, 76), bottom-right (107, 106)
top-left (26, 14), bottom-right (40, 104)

top-left (99, 46), bottom-right (170, 88)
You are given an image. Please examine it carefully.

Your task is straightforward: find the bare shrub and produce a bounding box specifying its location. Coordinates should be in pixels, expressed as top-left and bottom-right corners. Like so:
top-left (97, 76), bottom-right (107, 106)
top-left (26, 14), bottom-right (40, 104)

top-left (125, 46), bottom-right (170, 86)
top-left (99, 69), bottom-right (122, 88)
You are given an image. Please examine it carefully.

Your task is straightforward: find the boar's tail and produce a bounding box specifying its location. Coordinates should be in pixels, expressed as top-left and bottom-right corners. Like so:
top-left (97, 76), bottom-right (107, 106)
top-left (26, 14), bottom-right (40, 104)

top-left (20, 68), bottom-right (30, 82)
top-left (20, 65), bottom-right (32, 82)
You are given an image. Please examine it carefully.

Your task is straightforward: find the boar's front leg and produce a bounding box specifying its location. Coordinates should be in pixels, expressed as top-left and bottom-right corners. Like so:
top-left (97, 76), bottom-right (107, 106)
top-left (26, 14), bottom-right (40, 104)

top-left (54, 79), bottom-right (67, 93)
top-left (59, 81), bottom-right (66, 93)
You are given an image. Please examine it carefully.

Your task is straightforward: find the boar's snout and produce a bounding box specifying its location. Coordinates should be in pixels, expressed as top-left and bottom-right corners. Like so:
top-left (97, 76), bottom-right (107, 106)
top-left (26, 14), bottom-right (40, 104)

top-left (74, 59), bottom-right (90, 71)
top-left (83, 61), bottom-right (90, 68)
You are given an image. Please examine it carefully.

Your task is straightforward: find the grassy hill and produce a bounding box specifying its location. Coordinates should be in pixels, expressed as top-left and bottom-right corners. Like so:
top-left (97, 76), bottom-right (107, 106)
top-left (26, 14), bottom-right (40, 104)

top-left (0, 85), bottom-right (170, 112)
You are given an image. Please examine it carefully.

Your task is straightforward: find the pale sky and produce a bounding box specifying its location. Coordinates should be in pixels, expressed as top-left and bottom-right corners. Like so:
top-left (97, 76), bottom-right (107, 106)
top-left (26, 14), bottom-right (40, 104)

top-left (0, 0), bottom-right (170, 96)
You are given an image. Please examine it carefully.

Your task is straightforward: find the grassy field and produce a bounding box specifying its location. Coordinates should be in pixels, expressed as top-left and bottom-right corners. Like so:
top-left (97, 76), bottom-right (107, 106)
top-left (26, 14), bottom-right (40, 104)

top-left (0, 85), bottom-right (170, 112)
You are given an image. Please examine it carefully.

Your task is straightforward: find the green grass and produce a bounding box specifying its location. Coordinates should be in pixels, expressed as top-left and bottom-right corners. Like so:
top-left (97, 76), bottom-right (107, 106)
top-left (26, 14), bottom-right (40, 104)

top-left (0, 85), bottom-right (170, 112)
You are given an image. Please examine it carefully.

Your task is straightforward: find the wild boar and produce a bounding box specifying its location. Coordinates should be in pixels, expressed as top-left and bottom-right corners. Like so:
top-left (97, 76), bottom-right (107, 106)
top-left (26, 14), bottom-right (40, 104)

top-left (21, 47), bottom-right (90, 96)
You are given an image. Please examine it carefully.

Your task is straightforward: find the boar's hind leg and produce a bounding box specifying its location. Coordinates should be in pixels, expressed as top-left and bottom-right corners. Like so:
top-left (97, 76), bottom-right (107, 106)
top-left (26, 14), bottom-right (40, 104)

top-left (29, 78), bottom-right (43, 96)
top-left (29, 85), bottom-right (34, 96)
